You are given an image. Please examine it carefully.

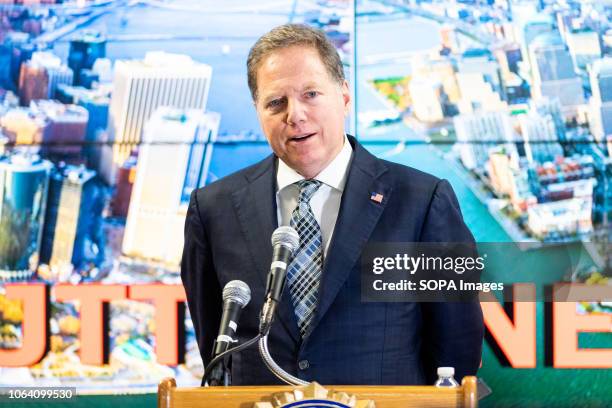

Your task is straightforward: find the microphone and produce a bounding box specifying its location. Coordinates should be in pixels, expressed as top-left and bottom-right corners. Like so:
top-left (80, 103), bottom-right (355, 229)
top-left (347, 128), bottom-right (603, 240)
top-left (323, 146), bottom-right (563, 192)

top-left (211, 280), bottom-right (251, 359)
top-left (207, 280), bottom-right (251, 386)
top-left (259, 226), bottom-right (300, 334)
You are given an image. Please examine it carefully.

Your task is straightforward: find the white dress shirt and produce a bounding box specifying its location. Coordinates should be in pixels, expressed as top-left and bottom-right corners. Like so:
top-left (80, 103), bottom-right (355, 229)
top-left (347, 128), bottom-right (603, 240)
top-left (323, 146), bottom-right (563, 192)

top-left (276, 135), bottom-right (353, 258)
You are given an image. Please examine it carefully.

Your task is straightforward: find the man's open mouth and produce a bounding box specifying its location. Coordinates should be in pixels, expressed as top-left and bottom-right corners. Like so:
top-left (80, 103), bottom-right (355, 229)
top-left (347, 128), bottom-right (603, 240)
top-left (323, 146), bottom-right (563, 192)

top-left (290, 133), bottom-right (316, 142)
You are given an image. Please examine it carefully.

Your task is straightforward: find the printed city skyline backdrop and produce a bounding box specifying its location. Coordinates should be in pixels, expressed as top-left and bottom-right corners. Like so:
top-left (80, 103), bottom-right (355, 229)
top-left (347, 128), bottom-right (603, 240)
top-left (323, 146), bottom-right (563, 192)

top-left (0, 0), bottom-right (611, 406)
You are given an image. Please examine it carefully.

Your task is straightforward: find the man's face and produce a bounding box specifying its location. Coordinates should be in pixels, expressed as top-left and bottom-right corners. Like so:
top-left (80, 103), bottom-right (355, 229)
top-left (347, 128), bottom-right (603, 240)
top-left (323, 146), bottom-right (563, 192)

top-left (254, 45), bottom-right (350, 179)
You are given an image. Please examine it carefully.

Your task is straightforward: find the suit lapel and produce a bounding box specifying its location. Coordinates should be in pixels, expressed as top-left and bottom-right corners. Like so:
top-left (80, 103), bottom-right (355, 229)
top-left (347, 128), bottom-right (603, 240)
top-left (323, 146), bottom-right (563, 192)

top-left (307, 139), bottom-right (392, 338)
top-left (231, 155), bottom-right (301, 343)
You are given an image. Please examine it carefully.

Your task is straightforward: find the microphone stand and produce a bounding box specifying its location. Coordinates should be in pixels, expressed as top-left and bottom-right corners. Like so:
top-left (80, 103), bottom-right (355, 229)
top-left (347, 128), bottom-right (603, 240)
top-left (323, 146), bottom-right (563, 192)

top-left (203, 334), bottom-right (262, 386)
top-left (206, 356), bottom-right (230, 386)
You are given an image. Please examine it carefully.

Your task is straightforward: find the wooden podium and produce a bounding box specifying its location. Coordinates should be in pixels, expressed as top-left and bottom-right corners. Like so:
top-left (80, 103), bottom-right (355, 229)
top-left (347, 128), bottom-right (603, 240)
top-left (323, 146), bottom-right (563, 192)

top-left (158, 376), bottom-right (478, 408)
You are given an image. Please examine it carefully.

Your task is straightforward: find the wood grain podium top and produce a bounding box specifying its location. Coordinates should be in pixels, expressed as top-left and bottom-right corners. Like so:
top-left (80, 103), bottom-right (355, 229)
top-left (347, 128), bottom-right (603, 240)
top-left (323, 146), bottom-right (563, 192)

top-left (158, 376), bottom-right (478, 408)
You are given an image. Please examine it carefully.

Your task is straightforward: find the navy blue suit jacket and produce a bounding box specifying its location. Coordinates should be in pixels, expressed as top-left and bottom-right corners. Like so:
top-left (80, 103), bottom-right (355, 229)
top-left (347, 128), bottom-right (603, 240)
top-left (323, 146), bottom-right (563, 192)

top-left (181, 136), bottom-right (484, 385)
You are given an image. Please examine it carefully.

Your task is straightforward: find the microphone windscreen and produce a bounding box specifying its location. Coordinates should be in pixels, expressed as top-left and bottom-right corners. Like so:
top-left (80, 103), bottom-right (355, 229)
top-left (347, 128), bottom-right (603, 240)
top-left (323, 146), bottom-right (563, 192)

top-left (271, 226), bottom-right (299, 253)
top-left (222, 280), bottom-right (251, 307)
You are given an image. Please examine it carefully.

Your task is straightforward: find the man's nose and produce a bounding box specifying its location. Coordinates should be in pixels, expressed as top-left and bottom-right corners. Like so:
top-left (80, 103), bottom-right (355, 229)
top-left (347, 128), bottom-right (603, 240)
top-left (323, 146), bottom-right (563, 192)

top-left (286, 98), bottom-right (307, 125)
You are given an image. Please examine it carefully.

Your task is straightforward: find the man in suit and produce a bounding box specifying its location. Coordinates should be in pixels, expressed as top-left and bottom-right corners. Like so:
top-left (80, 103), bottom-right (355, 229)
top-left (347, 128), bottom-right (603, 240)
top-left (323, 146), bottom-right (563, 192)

top-left (181, 24), bottom-right (484, 386)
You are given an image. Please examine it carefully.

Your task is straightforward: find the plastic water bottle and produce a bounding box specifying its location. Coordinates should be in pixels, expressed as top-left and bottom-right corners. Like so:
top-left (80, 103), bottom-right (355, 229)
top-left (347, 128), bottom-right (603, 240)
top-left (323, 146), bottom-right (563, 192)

top-left (435, 367), bottom-right (459, 388)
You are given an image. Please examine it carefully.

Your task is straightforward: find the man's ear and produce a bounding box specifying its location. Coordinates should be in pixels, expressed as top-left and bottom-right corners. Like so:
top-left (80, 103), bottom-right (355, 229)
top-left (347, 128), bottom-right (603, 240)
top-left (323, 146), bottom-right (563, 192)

top-left (341, 80), bottom-right (351, 116)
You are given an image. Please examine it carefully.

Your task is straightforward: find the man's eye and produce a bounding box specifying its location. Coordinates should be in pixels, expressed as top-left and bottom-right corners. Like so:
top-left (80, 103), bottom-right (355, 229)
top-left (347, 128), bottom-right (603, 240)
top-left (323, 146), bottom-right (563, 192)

top-left (305, 91), bottom-right (318, 98)
top-left (267, 99), bottom-right (283, 108)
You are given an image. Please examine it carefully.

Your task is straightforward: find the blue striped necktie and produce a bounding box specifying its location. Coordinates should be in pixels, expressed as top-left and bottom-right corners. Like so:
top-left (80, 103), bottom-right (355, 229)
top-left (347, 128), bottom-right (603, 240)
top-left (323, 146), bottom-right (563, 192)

top-left (287, 179), bottom-right (323, 337)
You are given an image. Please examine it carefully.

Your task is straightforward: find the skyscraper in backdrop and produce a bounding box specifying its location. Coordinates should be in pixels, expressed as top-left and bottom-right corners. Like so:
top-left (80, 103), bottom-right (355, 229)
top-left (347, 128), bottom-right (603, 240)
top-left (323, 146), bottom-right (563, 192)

top-left (122, 107), bottom-right (219, 266)
top-left (519, 113), bottom-right (564, 164)
top-left (68, 31), bottom-right (107, 87)
top-left (518, 13), bottom-right (555, 74)
top-left (107, 52), bottom-right (212, 168)
top-left (18, 51), bottom-right (73, 106)
top-left (30, 100), bottom-right (89, 164)
top-left (565, 28), bottom-right (601, 70)
top-left (529, 33), bottom-right (585, 113)
top-left (454, 111), bottom-right (516, 170)
top-left (0, 152), bottom-right (52, 281)
top-left (40, 164), bottom-right (105, 275)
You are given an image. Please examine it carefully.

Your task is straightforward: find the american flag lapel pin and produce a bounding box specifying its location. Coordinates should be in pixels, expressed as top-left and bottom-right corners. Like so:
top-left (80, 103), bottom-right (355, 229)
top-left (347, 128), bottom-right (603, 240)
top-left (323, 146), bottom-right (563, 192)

top-left (370, 192), bottom-right (384, 204)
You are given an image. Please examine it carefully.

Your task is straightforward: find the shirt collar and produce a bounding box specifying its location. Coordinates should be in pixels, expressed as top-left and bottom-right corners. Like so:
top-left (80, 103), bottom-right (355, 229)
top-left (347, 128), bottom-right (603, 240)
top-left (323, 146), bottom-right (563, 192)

top-left (276, 134), bottom-right (353, 193)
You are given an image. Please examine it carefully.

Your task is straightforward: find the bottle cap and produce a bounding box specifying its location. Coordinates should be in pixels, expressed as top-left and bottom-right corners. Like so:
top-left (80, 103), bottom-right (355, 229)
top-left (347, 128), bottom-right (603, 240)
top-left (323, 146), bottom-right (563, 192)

top-left (437, 367), bottom-right (455, 377)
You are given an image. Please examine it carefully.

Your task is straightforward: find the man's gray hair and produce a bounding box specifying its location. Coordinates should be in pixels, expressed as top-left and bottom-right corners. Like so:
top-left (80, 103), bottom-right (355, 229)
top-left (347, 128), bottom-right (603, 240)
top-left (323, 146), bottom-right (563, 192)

top-left (247, 24), bottom-right (345, 101)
